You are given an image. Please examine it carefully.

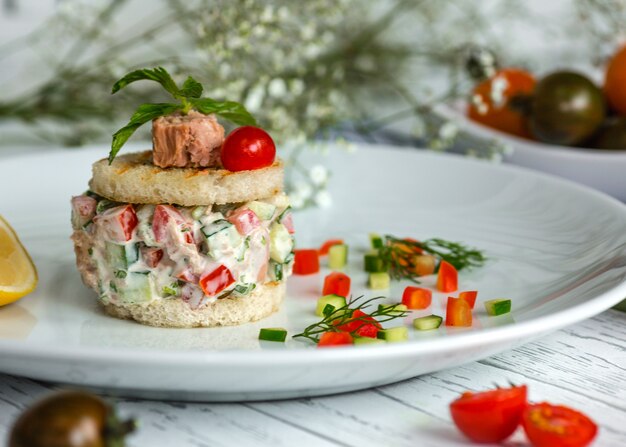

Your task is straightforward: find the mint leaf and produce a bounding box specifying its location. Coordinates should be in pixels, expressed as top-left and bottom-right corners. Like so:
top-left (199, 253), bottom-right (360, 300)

top-left (111, 67), bottom-right (180, 98)
top-left (179, 76), bottom-right (203, 98)
top-left (109, 103), bottom-right (180, 164)
top-left (190, 98), bottom-right (257, 126)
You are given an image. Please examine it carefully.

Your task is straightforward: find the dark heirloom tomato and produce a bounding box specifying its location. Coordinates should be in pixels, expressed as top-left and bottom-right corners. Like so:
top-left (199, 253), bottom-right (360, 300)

top-left (450, 385), bottom-right (527, 443)
top-left (530, 71), bottom-right (606, 146)
top-left (9, 390), bottom-right (135, 447)
top-left (221, 126), bottom-right (276, 171)
top-left (588, 117), bottom-right (626, 150)
top-left (522, 403), bottom-right (597, 447)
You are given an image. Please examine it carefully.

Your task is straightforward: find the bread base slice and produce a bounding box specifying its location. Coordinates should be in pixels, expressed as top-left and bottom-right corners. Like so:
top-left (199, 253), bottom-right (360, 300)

top-left (90, 151), bottom-right (284, 206)
top-left (101, 281), bottom-right (285, 328)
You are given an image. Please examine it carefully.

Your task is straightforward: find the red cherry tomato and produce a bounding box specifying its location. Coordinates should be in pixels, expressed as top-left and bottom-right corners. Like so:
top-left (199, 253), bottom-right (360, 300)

top-left (522, 403), bottom-right (598, 447)
top-left (450, 385), bottom-right (528, 443)
top-left (221, 126), bottom-right (276, 171)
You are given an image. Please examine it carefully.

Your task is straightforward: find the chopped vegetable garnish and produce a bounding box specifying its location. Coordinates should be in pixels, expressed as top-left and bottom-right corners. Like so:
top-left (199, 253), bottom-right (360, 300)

top-left (319, 239), bottom-right (344, 256)
top-left (364, 251), bottom-right (387, 273)
top-left (485, 299), bottom-right (511, 316)
top-left (446, 297), bottom-right (472, 327)
top-left (315, 294), bottom-right (347, 317)
top-left (376, 326), bottom-right (409, 342)
top-left (437, 260), bottom-right (458, 292)
top-left (334, 309), bottom-right (381, 338)
top-left (402, 286), bottom-right (432, 309)
top-left (317, 331), bottom-right (353, 347)
top-left (413, 315), bottom-right (443, 331)
top-left (369, 233), bottom-right (384, 249)
top-left (368, 272), bottom-right (390, 290)
top-left (328, 244), bottom-right (348, 269)
top-left (354, 336), bottom-right (386, 345)
top-left (258, 328), bottom-right (288, 342)
top-left (323, 272), bottom-right (351, 297)
top-left (377, 303), bottom-right (408, 315)
top-left (450, 385), bottom-right (528, 443)
top-left (459, 290), bottom-right (478, 309)
top-left (293, 249), bottom-right (320, 275)
top-left (522, 403), bottom-right (597, 447)
top-left (411, 254), bottom-right (437, 276)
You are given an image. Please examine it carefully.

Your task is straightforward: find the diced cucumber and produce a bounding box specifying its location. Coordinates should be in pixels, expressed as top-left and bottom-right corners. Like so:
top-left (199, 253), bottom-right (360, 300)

top-left (484, 299), bottom-right (512, 316)
top-left (369, 233), bottom-right (384, 249)
top-left (368, 272), bottom-right (390, 290)
top-left (269, 262), bottom-right (284, 281)
top-left (234, 282), bottom-right (257, 295)
top-left (237, 236), bottom-right (250, 262)
top-left (105, 242), bottom-right (139, 270)
top-left (247, 201), bottom-right (276, 220)
top-left (270, 223), bottom-right (293, 263)
top-left (117, 273), bottom-right (153, 304)
top-left (278, 206), bottom-right (292, 223)
top-left (364, 251), bottom-right (386, 273)
top-left (191, 206), bottom-right (207, 220)
top-left (259, 328), bottom-right (288, 342)
top-left (413, 315), bottom-right (443, 331)
top-left (328, 244), bottom-right (348, 269)
top-left (202, 219), bottom-right (242, 257)
top-left (378, 303), bottom-right (408, 315)
top-left (376, 326), bottom-right (409, 342)
top-left (354, 336), bottom-right (386, 345)
top-left (316, 294), bottom-right (347, 317)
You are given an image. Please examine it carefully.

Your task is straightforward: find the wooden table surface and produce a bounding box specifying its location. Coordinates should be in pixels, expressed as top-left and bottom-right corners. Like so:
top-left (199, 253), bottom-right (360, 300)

top-left (1, 309), bottom-right (624, 447)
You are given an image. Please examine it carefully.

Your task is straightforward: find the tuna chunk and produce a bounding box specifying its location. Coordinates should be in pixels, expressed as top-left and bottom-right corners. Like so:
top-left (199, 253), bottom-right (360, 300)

top-left (152, 111), bottom-right (225, 168)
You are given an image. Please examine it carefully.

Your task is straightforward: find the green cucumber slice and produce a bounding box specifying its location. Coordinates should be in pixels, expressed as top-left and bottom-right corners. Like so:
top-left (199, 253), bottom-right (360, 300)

top-left (364, 251), bottom-right (386, 273)
top-left (316, 294), bottom-right (347, 317)
top-left (413, 315), bottom-right (443, 331)
top-left (368, 272), bottom-right (390, 290)
top-left (376, 326), bottom-right (409, 342)
top-left (105, 242), bottom-right (139, 270)
top-left (354, 336), bottom-right (386, 345)
top-left (202, 219), bottom-right (242, 257)
top-left (247, 201), bottom-right (276, 220)
top-left (269, 262), bottom-right (284, 281)
top-left (328, 244), bottom-right (348, 269)
top-left (369, 233), bottom-right (384, 249)
top-left (259, 328), bottom-right (288, 342)
top-left (484, 299), bottom-right (511, 316)
top-left (117, 272), bottom-right (153, 304)
top-left (191, 206), bottom-right (207, 220)
top-left (378, 303), bottom-right (408, 315)
top-left (269, 222), bottom-right (293, 263)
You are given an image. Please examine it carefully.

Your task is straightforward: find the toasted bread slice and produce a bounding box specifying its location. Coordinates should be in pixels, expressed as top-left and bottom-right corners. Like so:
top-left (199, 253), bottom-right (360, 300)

top-left (89, 151), bottom-right (284, 206)
top-left (102, 281), bottom-right (285, 328)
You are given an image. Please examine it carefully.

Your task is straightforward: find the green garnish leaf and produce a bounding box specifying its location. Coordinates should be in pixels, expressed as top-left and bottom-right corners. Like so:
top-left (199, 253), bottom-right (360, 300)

top-left (109, 102), bottom-right (181, 164)
top-left (111, 67), bottom-right (180, 97)
top-left (190, 98), bottom-right (257, 126)
top-left (179, 76), bottom-right (203, 98)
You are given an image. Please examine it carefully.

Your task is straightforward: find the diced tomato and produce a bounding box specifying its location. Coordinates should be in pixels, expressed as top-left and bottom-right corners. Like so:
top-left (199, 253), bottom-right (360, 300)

top-left (450, 385), bottom-right (528, 443)
top-left (323, 272), bottom-right (351, 297)
top-left (459, 290), bottom-right (478, 309)
top-left (411, 254), bottom-right (436, 276)
top-left (437, 260), bottom-right (458, 292)
top-left (317, 331), bottom-right (353, 347)
top-left (71, 195), bottom-right (97, 228)
top-left (228, 208), bottom-right (261, 235)
top-left (446, 297), bottom-right (472, 327)
top-left (177, 268), bottom-right (198, 284)
top-left (334, 309), bottom-right (381, 338)
top-left (199, 265), bottom-right (235, 296)
top-left (522, 403), bottom-right (597, 447)
top-left (293, 249), bottom-right (320, 275)
top-left (141, 247), bottom-right (163, 268)
top-left (402, 286), bottom-right (432, 309)
top-left (281, 212), bottom-right (295, 234)
top-left (402, 237), bottom-right (423, 254)
top-left (319, 239), bottom-right (344, 256)
top-left (98, 204), bottom-right (138, 242)
top-left (152, 205), bottom-right (194, 244)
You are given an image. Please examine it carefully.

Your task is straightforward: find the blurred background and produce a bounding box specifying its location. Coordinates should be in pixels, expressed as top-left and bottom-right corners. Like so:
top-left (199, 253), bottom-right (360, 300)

top-left (1, 0), bottom-right (626, 202)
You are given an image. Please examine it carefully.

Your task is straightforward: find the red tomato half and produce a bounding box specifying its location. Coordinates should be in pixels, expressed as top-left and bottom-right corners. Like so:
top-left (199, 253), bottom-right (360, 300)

top-left (450, 385), bottom-right (528, 443)
top-left (318, 331), bottom-right (353, 347)
top-left (522, 403), bottom-right (598, 447)
top-left (221, 126), bottom-right (276, 171)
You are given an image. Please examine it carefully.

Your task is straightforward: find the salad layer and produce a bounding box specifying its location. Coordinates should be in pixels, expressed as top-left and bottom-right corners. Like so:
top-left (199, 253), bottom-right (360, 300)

top-left (71, 193), bottom-right (294, 309)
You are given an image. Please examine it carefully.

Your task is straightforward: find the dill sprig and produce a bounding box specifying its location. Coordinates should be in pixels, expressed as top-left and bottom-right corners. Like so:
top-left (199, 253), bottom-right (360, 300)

top-left (293, 295), bottom-right (409, 344)
top-left (381, 236), bottom-right (486, 283)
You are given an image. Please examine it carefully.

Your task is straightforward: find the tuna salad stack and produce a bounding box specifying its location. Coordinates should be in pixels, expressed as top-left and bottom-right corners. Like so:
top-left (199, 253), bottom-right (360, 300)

top-left (70, 68), bottom-right (295, 328)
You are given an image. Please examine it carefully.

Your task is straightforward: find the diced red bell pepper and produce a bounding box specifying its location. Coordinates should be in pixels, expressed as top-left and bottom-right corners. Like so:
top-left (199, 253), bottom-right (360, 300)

top-left (459, 290), bottom-right (478, 309)
top-left (141, 247), bottom-right (163, 268)
top-left (402, 286), bottom-right (432, 309)
top-left (71, 195), bottom-right (97, 228)
top-left (98, 204), bottom-right (138, 242)
top-left (177, 267), bottom-right (198, 284)
top-left (334, 309), bottom-right (381, 338)
top-left (319, 239), bottom-right (344, 256)
top-left (323, 272), bottom-right (351, 297)
top-left (446, 297), bottom-right (472, 327)
top-left (317, 331), bottom-right (354, 347)
top-left (228, 208), bottom-right (261, 235)
top-left (153, 204), bottom-right (194, 244)
top-left (402, 237), bottom-right (424, 254)
top-left (293, 249), bottom-right (320, 275)
top-left (281, 212), bottom-right (295, 234)
top-left (437, 260), bottom-right (458, 293)
top-left (199, 265), bottom-right (235, 296)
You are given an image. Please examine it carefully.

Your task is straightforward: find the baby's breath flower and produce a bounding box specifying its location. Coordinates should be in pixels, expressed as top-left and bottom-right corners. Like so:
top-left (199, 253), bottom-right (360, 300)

top-left (314, 190), bottom-right (333, 208)
top-left (309, 165), bottom-right (329, 186)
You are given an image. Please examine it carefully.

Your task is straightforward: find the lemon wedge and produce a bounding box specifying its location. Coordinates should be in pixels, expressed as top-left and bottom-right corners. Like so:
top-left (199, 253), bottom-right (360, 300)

top-left (0, 215), bottom-right (37, 306)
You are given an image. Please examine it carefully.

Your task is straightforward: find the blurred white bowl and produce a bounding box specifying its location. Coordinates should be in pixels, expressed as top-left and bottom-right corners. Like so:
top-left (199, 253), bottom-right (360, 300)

top-left (437, 104), bottom-right (626, 202)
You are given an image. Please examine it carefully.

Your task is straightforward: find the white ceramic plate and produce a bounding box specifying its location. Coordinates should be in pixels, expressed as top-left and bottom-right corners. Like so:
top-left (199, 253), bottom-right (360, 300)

top-left (1, 144), bottom-right (626, 401)
top-left (436, 104), bottom-right (626, 202)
